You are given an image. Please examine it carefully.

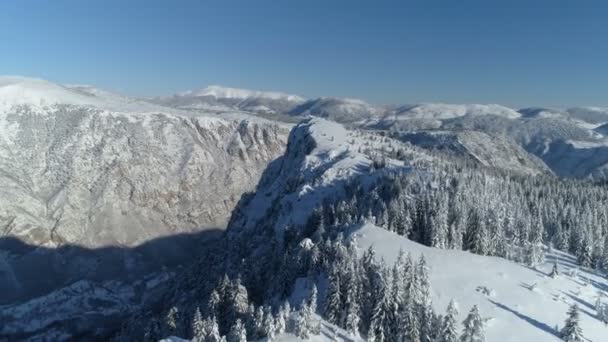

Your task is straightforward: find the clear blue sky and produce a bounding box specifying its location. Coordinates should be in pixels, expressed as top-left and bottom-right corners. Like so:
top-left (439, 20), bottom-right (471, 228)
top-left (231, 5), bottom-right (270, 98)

top-left (1, 0), bottom-right (607, 107)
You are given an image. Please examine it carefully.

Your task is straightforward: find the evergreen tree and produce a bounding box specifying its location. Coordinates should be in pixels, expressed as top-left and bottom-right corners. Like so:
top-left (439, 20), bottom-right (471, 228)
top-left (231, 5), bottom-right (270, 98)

top-left (197, 316), bottom-right (222, 342)
top-left (227, 319), bottom-right (247, 342)
top-left (207, 289), bottom-right (221, 317)
top-left (310, 284), bottom-right (319, 314)
top-left (441, 300), bottom-right (459, 342)
top-left (325, 268), bottom-right (342, 324)
top-left (560, 304), bottom-right (583, 342)
top-left (263, 306), bottom-right (276, 340)
top-left (192, 308), bottom-right (205, 342)
top-left (165, 306), bottom-right (179, 335)
top-left (577, 240), bottom-right (592, 268)
top-left (460, 305), bottom-right (484, 342)
top-left (549, 262), bottom-right (559, 278)
top-left (254, 306), bottom-right (265, 339)
top-left (295, 302), bottom-right (312, 339)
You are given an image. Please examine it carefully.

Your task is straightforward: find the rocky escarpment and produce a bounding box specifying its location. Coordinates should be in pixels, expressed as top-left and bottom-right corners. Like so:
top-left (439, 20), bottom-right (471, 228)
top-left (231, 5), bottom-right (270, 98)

top-left (0, 105), bottom-right (287, 249)
top-left (0, 103), bottom-right (288, 340)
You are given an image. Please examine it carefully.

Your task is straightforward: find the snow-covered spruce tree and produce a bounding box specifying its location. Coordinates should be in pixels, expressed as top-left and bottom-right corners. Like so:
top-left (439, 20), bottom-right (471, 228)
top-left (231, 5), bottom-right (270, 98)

top-left (294, 301), bottom-right (312, 339)
top-left (207, 289), bottom-right (221, 319)
top-left (277, 301), bottom-right (291, 334)
top-left (460, 305), bottom-right (484, 342)
top-left (342, 251), bottom-right (362, 335)
top-left (360, 246), bottom-right (380, 335)
top-left (192, 308), bottom-right (205, 342)
top-left (164, 306), bottom-right (180, 336)
top-left (263, 306), bottom-right (276, 340)
top-left (601, 235), bottom-right (608, 273)
top-left (560, 304), bottom-right (584, 342)
top-left (197, 316), bottom-right (223, 342)
top-left (577, 237), bottom-right (593, 269)
top-left (227, 319), bottom-right (247, 342)
top-left (367, 262), bottom-right (390, 342)
top-left (549, 262), bottom-right (559, 278)
top-left (254, 306), bottom-right (265, 339)
top-left (416, 255), bottom-right (434, 342)
top-left (441, 300), bottom-right (459, 342)
top-left (325, 267), bottom-right (342, 325)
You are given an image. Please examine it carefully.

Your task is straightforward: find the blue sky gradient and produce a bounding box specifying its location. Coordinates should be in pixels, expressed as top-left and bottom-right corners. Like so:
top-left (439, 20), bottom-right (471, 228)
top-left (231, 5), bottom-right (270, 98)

top-left (1, 0), bottom-right (607, 107)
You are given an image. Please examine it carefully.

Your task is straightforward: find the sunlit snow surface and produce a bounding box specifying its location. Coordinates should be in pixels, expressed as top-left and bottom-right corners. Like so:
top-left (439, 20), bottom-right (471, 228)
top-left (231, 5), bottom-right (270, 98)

top-left (350, 223), bottom-right (607, 342)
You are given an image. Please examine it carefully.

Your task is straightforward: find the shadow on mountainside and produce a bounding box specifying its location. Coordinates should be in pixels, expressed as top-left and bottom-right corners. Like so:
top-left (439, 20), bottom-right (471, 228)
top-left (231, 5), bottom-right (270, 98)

top-left (0, 228), bottom-right (222, 340)
top-left (0, 228), bottom-right (223, 304)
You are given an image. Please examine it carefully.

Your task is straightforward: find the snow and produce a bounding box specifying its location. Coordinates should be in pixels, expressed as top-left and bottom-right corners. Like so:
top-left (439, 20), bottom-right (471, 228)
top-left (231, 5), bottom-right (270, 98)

top-left (159, 337), bottom-right (189, 342)
top-left (393, 103), bottom-right (522, 120)
top-left (180, 85), bottom-right (306, 102)
top-left (566, 139), bottom-right (608, 149)
top-left (273, 317), bottom-right (363, 342)
top-left (350, 223), bottom-right (608, 342)
top-left (0, 76), bottom-right (197, 115)
top-left (289, 97), bottom-right (384, 122)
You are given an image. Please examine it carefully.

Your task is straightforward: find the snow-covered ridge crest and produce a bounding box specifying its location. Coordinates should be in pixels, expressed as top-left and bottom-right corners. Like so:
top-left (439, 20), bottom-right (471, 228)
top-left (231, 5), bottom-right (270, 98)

top-left (394, 103), bottom-right (522, 120)
top-left (0, 75), bottom-right (190, 114)
top-left (227, 117), bottom-right (418, 238)
top-left (179, 85), bottom-right (306, 102)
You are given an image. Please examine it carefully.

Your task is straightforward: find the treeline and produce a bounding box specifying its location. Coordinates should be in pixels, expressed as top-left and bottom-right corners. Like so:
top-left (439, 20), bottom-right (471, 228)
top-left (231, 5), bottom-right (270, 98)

top-left (307, 160), bottom-right (608, 271)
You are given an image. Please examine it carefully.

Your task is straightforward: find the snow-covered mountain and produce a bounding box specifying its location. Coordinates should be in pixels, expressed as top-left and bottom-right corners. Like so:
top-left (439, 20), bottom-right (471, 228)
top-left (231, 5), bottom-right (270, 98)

top-left (0, 77), bottom-right (289, 339)
top-left (288, 97), bottom-right (386, 123)
top-left (391, 130), bottom-right (551, 176)
top-left (152, 85), bottom-right (306, 115)
top-left (360, 102), bottom-right (608, 180)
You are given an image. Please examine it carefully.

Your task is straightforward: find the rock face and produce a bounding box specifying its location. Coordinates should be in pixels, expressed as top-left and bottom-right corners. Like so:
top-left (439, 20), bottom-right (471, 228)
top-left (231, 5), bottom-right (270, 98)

top-left (0, 105), bottom-right (287, 249)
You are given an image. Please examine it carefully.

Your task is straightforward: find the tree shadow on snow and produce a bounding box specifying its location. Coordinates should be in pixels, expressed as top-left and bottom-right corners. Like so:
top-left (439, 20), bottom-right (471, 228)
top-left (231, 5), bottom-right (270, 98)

top-left (488, 299), bottom-right (558, 338)
top-left (561, 292), bottom-right (599, 320)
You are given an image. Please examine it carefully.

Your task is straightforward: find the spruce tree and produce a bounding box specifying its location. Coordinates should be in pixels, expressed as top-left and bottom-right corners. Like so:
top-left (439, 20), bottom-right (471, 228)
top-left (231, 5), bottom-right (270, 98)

top-left (325, 268), bottom-right (342, 325)
top-left (227, 319), bottom-right (247, 342)
top-left (460, 305), bottom-right (484, 342)
top-left (192, 308), bottom-right (205, 342)
top-left (165, 306), bottom-right (179, 335)
top-left (295, 302), bottom-right (311, 339)
top-left (549, 262), bottom-right (559, 278)
top-left (560, 304), bottom-right (584, 342)
top-left (263, 306), bottom-right (276, 340)
top-left (441, 300), bottom-right (459, 342)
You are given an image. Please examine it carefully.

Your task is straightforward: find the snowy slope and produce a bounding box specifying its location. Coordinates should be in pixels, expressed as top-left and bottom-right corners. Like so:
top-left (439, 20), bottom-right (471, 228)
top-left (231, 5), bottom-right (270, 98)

top-left (350, 223), bottom-right (607, 342)
top-left (0, 76), bottom-right (187, 114)
top-left (393, 130), bottom-right (551, 176)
